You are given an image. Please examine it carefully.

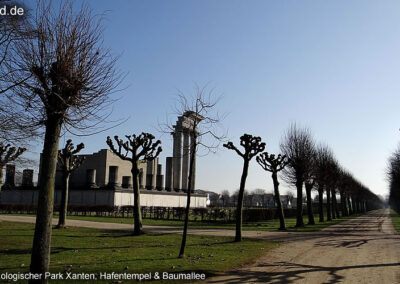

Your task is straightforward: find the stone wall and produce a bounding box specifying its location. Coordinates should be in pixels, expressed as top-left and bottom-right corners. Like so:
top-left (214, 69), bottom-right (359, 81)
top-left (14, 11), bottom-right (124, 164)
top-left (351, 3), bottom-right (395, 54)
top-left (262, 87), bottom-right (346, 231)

top-left (0, 189), bottom-right (207, 208)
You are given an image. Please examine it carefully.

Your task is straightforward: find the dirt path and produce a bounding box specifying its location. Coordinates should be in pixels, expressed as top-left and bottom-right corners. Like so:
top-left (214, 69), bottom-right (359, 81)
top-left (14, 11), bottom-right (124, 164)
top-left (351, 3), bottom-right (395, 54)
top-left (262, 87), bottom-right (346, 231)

top-left (205, 209), bottom-right (400, 283)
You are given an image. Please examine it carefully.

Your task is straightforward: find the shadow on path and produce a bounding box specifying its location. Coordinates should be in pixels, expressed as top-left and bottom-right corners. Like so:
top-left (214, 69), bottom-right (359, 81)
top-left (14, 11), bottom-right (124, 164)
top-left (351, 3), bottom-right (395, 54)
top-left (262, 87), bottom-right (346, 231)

top-left (207, 262), bottom-right (400, 284)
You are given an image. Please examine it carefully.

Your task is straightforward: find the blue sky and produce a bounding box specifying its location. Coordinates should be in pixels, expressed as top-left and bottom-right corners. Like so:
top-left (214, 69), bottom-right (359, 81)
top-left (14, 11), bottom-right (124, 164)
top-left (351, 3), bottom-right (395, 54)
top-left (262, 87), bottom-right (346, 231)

top-left (29, 0), bottom-right (400, 197)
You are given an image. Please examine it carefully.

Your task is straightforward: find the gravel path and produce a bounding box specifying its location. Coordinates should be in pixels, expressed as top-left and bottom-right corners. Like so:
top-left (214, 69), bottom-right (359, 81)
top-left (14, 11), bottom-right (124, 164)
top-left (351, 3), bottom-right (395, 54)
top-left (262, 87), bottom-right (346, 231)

top-left (205, 209), bottom-right (400, 283)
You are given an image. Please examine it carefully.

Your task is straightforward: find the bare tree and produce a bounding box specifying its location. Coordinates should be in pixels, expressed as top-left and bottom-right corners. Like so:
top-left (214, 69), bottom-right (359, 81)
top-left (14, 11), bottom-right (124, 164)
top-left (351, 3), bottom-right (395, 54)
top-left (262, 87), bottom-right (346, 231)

top-left (338, 169), bottom-right (352, 217)
top-left (304, 158), bottom-right (316, 225)
top-left (106, 133), bottom-right (162, 235)
top-left (314, 145), bottom-right (335, 222)
top-left (280, 124), bottom-right (315, 227)
top-left (0, 1), bottom-right (122, 277)
top-left (325, 157), bottom-right (339, 221)
top-left (0, 142), bottom-right (26, 192)
top-left (166, 86), bottom-right (225, 258)
top-left (224, 134), bottom-right (265, 241)
top-left (56, 139), bottom-right (84, 228)
top-left (256, 152), bottom-right (290, 230)
top-left (0, 1), bottom-right (38, 144)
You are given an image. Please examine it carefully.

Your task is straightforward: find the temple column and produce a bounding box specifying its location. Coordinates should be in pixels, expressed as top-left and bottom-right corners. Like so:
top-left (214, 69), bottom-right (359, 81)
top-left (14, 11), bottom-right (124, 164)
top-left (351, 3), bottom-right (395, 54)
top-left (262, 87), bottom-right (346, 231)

top-left (22, 169), bottom-right (34, 187)
top-left (108, 166), bottom-right (119, 188)
top-left (86, 169), bottom-right (97, 188)
top-left (181, 129), bottom-right (190, 191)
top-left (4, 165), bottom-right (15, 189)
top-left (165, 157), bottom-right (173, 191)
top-left (122, 176), bottom-right (132, 188)
top-left (172, 130), bottom-right (182, 191)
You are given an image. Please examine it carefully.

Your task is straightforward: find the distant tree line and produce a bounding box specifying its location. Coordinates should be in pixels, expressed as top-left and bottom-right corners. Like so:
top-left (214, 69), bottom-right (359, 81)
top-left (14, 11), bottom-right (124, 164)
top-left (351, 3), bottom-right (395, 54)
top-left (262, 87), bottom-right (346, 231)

top-left (387, 144), bottom-right (400, 212)
top-left (225, 124), bottom-right (383, 241)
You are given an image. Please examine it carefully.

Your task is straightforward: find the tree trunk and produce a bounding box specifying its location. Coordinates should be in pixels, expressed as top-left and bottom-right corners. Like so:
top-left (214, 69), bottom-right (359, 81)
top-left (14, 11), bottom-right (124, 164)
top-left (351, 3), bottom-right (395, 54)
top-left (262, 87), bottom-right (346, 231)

top-left (30, 115), bottom-right (63, 281)
top-left (340, 190), bottom-right (348, 217)
top-left (272, 172), bottom-right (285, 230)
top-left (235, 159), bottom-right (250, 242)
top-left (0, 167), bottom-right (3, 204)
top-left (318, 185), bottom-right (324, 222)
top-left (326, 188), bottom-right (332, 221)
top-left (352, 197), bottom-right (357, 214)
top-left (331, 188), bottom-right (337, 219)
top-left (132, 163), bottom-right (142, 235)
top-left (179, 135), bottom-right (196, 257)
top-left (305, 183), bottom-right (315, 225)
top-left (295, 180), bottom-right (304, 227)
top-left (347, 196), bottom-right (353, 215)
top-left (333, 189), bottom-right (340, 218)
top-left (57, 172), bottom-right (70, 228)
top-left (0, 167), bottom-right (3, 192)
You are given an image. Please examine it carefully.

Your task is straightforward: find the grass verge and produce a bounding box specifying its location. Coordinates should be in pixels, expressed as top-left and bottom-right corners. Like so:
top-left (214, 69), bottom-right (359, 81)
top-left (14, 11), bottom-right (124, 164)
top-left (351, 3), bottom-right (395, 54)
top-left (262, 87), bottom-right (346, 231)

top-left (0, 221), bottom-right (276, 283)
top-left (67, 213), bottom-right (364, 232)
top-left (390, 209), bottom-right (400, 232)
top-left (5, 212), bottom-right (365, 232)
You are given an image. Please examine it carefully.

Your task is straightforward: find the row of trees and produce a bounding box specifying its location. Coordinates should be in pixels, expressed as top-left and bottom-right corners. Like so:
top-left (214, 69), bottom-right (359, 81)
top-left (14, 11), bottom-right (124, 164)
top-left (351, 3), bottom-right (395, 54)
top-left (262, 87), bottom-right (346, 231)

top-left (225, 124), bottom-right (383, 242)
top-left (387, 144), bottom-right (400, 212)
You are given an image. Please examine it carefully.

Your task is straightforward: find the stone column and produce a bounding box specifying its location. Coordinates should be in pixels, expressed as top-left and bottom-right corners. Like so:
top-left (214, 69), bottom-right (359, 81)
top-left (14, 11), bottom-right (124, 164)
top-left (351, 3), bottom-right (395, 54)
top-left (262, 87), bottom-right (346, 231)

top-left (122, 176), bottom-right (132, 188)
top-left (22, 169), bottom-right (34, 187)
top-left (86, 169), bottom-right (97, 188)
top-left (108, 166), bottom-right (119, 188)
top-left (165, 157), bottom-right (173, 191)
top-left (181, 129), bottom-right (190, 191)
top-left (146, 159), bottom-right (157, 190)
top-left (172, 130), bottom-right (182, 191)
top-left (5, 164), bottom-right (15, 188)
top-left (139, 168), bottom-right (144, 189)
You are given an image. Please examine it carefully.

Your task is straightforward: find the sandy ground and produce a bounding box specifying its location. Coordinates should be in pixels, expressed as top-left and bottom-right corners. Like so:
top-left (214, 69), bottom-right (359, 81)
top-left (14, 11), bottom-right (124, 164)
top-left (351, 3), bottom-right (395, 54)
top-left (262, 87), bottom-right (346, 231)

top-left (205, 209), bottom-right (400, 284)
top-left (1, 209), bottom-right (399, 283)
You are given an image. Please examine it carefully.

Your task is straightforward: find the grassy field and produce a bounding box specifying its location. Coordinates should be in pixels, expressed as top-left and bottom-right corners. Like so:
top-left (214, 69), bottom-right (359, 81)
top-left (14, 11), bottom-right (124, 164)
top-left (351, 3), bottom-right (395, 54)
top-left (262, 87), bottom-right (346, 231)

top-left (390, 209), bottom-right (400, 232)
top-left (0, 221), bottom-right (276, 283)
top-left (64, 212), bottom-right (363, 232)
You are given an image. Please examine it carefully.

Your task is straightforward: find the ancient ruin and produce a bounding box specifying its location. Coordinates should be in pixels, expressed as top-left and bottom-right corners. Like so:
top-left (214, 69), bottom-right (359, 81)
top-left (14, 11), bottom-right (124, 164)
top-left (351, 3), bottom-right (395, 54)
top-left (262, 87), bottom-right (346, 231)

top-left (0, 114), bottom-right (208, 208)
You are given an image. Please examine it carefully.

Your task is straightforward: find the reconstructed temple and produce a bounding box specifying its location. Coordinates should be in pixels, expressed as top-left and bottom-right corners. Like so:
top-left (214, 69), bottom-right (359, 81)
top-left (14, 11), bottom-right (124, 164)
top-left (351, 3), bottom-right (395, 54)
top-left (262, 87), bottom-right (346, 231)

top-left (166, 111), bottom-right (203, 192)
top-left (0, 113), bottom-right (208, 208)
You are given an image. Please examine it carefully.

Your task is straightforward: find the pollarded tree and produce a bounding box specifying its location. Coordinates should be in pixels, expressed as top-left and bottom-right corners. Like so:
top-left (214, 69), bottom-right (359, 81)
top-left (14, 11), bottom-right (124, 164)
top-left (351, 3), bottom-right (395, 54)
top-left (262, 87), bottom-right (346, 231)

top-left (304, 157), bottom-right (316, 225)
top-left (0, 142), bottom-right (26, 192)
top-left (107, 133), bottom-right (162, 235)
top-left (0, 1), bottom-right (123, 276)
top-left (56, 139), bottom-right (85, 228)
top-left (314, 145), bottom-right (335, 222)
top-left (337, 169), bottom-right (351, 217)
top-left (256, 152), bottom-right (290, 230)
top-left (324, 157), bottom-right (339, 221)
top-left (280, 124), bottom-right (315, 227)
top-left (224, 134), bottom-right (265, 241)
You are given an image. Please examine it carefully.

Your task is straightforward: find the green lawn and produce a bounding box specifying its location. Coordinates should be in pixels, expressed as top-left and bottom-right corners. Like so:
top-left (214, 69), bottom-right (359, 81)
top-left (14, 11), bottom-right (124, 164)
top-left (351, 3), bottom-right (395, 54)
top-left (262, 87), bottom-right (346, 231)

top-left (64, 212), bottom-right (363, 232)
top-left (0, 221), bottom-right (276, 283)
top-left (390, 209), bottom-right (400, 232)
top-left (4, 211), bottom-right (365, 232)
